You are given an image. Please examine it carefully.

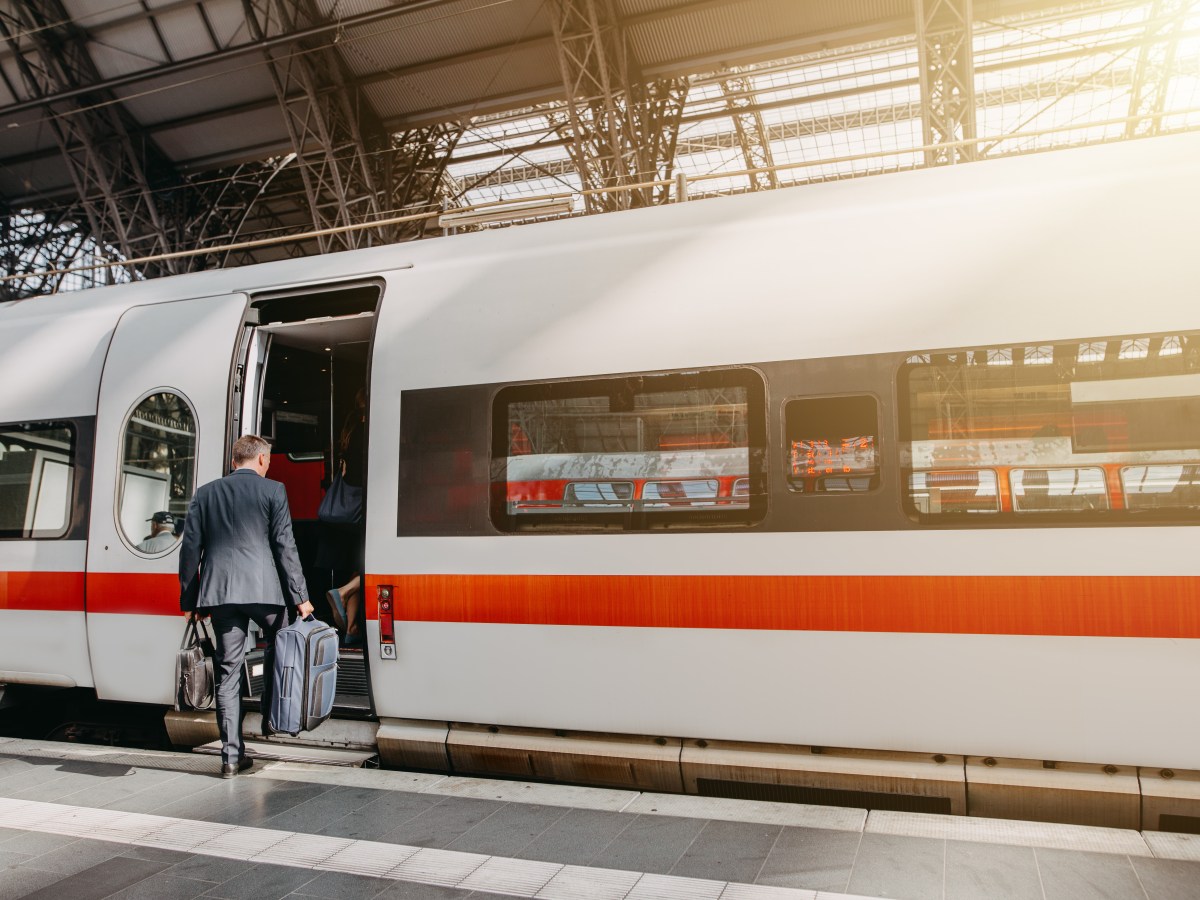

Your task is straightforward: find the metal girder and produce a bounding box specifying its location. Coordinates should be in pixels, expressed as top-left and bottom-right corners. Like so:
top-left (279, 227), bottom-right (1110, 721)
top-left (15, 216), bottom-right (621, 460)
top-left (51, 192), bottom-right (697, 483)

top-left (719, 73), bottom-right (778, 190)
top-left (242, 0), bottom-right (393, 251)
top-left (915, 0), bottom-right (977, 165)
top-left (0, 0), bottom-right (184, 278)
top-left (182, 157), bottom-right (316, 267)
top-left (459, 61), bottom-right (1154, 193)
top-left (549, 0), bottom-right (688, 211)
top-left (1126, 0), bottom-right (1190, 137)
top-left (0, 206), bottom-right (132, 300)
top-left (385, 123), bottom-right (467, 240)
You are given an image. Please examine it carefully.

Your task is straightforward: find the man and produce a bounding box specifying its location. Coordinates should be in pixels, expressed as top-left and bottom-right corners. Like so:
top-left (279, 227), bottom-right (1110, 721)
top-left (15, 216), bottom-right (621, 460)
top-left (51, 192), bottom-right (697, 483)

top-left (179, 434), bottom-right (314, 778)
top-left (137, 511), bottom-right (178, 553)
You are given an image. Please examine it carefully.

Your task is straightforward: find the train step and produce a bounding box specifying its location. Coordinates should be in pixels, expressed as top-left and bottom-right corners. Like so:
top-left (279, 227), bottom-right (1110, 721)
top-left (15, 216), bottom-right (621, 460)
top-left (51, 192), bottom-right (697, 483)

top-left (194, 739), bottom-right (377, 768)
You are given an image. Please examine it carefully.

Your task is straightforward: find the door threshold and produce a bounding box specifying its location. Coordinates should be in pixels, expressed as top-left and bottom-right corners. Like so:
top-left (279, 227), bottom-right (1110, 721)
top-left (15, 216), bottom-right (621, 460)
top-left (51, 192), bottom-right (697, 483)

top-left (194, 739), bottom-right (377, 768)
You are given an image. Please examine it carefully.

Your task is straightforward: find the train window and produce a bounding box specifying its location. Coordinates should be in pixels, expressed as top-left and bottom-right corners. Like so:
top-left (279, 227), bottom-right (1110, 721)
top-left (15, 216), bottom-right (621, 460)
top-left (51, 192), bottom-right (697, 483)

top-left (117, 391), bottom-right (197, 554)
top-left (1010, 467), bottom-right (1107, 513)
top-left (901, 332), bottom-right (1200, 522)
top-left (563, 481), bottom-right (635, 508)
top-left (784, 395), bottom-right (879, 493)
top-left (492, 368), bottom-right (767, 530)
top-left (1121, 464), bottom-right (1200, 510)
top-left (0, 421), bottom-right (75, 539)
top-left (908, 470), bottom-right (1000, 514)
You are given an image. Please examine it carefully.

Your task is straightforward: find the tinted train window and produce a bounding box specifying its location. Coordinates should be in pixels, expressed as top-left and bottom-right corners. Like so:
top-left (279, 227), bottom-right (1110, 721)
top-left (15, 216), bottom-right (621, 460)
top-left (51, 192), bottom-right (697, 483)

top-left (118, 392), bottom-right (197, 554)
top-left (784, 395), bottom-right (879, 493)
top-left (900, 333), bottom-right (1200, 521)
top-left (492, 368), bottom-right (767, 530)
top-left (0, 421), bottom-right (75, 539)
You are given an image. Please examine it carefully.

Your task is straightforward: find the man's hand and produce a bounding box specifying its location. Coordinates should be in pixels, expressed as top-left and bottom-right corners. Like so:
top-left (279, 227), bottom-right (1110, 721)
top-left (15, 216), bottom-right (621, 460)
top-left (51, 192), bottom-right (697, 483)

top-left (296, 600), bottom-right (315, 619)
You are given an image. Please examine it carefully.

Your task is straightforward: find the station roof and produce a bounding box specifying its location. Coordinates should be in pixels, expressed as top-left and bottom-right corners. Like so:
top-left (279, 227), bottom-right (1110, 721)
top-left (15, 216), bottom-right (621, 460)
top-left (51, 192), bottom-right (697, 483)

top-left (0, 0), bottom-right (1042, 207)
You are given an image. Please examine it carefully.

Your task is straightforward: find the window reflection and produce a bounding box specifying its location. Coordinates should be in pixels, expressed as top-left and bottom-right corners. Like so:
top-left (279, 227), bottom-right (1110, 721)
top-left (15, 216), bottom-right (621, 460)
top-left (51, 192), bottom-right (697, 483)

top-left (1121, 464), bottom-right (1200, 510)
top-left (496, 370), bottom-right (764, 527)
top-left (1011, 468), bottom-right (1107, 513)
top-left (902, 333), bottom-right (1200, 519)
top-left (119, 392), bottom-right (196, 553)
top-left (784, 395), bottom-right (879, 493)
top-left (0, 422), bottom-right (74, 539)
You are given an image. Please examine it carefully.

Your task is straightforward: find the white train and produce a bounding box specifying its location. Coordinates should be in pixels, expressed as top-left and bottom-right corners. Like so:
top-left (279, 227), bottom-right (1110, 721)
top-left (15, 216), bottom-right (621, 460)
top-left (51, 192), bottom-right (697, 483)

top-left (2, 130), bottom-right (1198, 830)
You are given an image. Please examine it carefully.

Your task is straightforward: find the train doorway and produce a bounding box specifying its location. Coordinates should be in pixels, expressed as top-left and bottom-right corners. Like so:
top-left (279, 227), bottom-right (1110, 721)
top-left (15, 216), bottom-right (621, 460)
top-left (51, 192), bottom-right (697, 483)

top-left (234, 283), bottom-right (380, 718)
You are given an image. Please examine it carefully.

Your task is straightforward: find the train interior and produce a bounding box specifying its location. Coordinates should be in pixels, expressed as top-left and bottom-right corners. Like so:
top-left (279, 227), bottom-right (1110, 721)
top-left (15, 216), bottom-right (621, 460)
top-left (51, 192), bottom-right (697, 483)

top-left (242, 287), bottom-right (377, 716)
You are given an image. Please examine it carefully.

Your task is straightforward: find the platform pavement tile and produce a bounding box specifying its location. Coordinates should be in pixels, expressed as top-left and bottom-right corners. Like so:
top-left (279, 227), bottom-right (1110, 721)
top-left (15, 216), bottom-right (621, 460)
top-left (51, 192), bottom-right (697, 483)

top-left (49, 763), bottom-right (188, 809)
top-left (668, 817), bottom-right (783, 885)
top-left (0, 846), bottom-right (33, 867)
top-left (20, 855), bottom-right (169, 900)
top-left (585, 811), bottom-right (708, 876)
top-left (943, 839), bottom-right (1043, 900)
top-left (107, 771), bottom-right (230, 814)
top-left (198, 860), bottom-right (320, 900)
top-left (515, 807), bottom-right (637, 867)
top-left (160, 853), bottom-right (256, 885)
top-left (1128, 856), bottom-right (1200, 900)
top-left (372, 885), bottom-right (489, 900)
top-left (104, 873), bottom-right (217, 900)
top-left (21, 835), bottom-right (126, 875)
top-left (0, 825), bottom-right (25, 843)
top-left (8, 768), bottom-right (125, 802)
top-left (0, 863), bottom-right (66, 900)
top-left (152, 781), bottom-right (253, 822)
top-left (1035, 848), bottom-right (1148, 900)
top-left (318, 788), bottom-right (443, 840)
top-left (381, 795), bottom-right (508, 849)
top-left (0, 830), bottom-right (81, 856)
top-left (284, 870), bottom-right (392, 899)
top-left (755, 824), bottom-right (862, 894)
top-left (444, 801), bottom-right (571, 858)
top-left (121, 843), bottom-right (195, 863)
top-left (260, 784), bottom-right (389, 833)
top-left (844, 832), bottom-right (946, 900)
top-left (0, 760), bottom-right (79, 794)
top-left (212, 778), bottom-right (335, 827)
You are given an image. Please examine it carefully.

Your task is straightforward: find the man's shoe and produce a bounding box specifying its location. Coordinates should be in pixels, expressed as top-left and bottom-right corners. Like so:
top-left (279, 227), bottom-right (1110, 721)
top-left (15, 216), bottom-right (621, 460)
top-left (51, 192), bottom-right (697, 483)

top-left (221, 758), bottom-right (254, 779)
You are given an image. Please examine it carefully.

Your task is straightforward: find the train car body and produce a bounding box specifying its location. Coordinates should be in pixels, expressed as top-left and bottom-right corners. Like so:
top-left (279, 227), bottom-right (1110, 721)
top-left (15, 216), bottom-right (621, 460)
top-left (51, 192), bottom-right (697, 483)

top-left (2, 131), bottom-right (1198, 826)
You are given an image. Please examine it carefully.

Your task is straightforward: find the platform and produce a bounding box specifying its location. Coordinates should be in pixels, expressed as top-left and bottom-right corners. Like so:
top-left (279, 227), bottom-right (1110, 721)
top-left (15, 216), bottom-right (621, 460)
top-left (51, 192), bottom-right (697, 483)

top-left (1, 737), bottom-right (1199, 900)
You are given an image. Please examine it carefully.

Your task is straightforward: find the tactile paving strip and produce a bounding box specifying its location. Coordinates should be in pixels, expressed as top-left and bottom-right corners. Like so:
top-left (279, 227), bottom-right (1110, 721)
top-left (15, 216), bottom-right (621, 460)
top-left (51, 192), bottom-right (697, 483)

top-left (0, 796), bottom-right (870, 900)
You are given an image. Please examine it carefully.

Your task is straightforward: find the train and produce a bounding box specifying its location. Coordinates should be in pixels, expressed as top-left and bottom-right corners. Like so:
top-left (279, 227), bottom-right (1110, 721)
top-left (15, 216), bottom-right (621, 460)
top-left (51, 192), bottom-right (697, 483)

top-left (2, 129), bottom-right (1198, 831)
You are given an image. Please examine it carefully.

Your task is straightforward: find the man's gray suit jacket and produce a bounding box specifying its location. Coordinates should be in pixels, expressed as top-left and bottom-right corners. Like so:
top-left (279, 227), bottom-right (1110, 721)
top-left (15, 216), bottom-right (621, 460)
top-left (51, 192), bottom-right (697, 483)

top-left (178, 468), bottom-right (307, 611)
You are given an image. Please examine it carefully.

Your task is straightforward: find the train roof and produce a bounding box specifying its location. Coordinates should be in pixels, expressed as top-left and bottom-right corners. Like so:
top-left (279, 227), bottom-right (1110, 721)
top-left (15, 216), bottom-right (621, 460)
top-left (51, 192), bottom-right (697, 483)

top-left (3, 129), bottom-right (1198, 421)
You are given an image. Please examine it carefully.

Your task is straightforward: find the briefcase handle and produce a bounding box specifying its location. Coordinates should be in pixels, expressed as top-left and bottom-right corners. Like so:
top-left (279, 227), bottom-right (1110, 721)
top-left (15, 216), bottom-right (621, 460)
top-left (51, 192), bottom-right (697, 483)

top-left (180, 616), bottom-right (215, 657)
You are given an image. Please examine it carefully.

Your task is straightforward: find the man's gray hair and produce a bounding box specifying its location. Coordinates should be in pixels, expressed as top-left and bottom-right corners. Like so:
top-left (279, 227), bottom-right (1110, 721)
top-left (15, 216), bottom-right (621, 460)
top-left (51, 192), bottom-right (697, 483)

top-left (231, 434), bottom-right (271, 465)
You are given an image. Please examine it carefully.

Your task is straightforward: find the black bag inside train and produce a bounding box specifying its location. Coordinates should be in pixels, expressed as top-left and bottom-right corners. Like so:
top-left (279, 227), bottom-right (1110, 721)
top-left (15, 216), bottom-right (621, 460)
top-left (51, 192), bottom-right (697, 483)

top-left (175, 618), bottom-right (216, 711)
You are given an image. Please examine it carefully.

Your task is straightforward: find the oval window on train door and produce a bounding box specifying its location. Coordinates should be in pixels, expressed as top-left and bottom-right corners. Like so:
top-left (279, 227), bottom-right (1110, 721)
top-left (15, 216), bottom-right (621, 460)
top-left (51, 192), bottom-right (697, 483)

top-left (116, 390), bottom-right (197, 555)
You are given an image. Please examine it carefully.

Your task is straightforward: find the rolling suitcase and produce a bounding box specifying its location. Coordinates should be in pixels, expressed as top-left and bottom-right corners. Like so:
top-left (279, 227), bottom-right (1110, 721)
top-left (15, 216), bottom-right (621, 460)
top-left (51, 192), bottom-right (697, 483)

top-left (268, 614), bottom-right (339, 736)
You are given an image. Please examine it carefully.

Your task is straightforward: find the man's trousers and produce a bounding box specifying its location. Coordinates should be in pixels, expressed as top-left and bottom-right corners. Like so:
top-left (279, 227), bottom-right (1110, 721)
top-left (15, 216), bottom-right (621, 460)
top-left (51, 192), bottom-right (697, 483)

top-left (209, 603), bottom-right (286, 765)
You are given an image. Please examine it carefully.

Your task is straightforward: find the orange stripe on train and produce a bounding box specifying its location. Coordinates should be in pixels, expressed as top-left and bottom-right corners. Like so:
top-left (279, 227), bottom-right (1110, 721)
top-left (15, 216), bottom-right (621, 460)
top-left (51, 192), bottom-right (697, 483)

top-left (9, 571), bottom-right (1199, 639)
top-left (0, 571), bottom-right (85, 612)
top-left (366, 573), bottom-right (1200, 639)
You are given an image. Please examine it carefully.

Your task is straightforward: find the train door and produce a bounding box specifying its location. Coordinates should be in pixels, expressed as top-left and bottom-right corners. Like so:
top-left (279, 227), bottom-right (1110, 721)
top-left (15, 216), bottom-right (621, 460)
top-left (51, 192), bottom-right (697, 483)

top-left (85, 293), bottom-right (249, 704)
top-left (236, 284), bottom-right (380, 718)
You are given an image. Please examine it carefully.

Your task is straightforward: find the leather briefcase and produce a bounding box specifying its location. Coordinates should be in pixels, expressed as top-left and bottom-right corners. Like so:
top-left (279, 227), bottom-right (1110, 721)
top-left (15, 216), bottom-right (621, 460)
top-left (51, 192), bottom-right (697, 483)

top-left (175, 617), bottom-right (216, 711)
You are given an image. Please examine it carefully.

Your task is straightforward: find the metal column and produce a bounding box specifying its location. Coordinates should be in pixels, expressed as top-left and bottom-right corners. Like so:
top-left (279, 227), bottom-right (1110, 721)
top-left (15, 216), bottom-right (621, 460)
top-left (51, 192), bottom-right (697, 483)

top-left (549, 0), bottom-right (687, 212)
top-left (1126, 0), bottom-right (1190, 138)
top-left (915, 0), bottom-right (977, 165)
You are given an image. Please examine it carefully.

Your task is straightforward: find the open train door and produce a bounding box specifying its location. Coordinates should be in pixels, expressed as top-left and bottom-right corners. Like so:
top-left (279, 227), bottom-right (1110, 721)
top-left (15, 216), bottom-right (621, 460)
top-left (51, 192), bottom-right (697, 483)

top-left (85, 293), bottom-right (249, 704)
